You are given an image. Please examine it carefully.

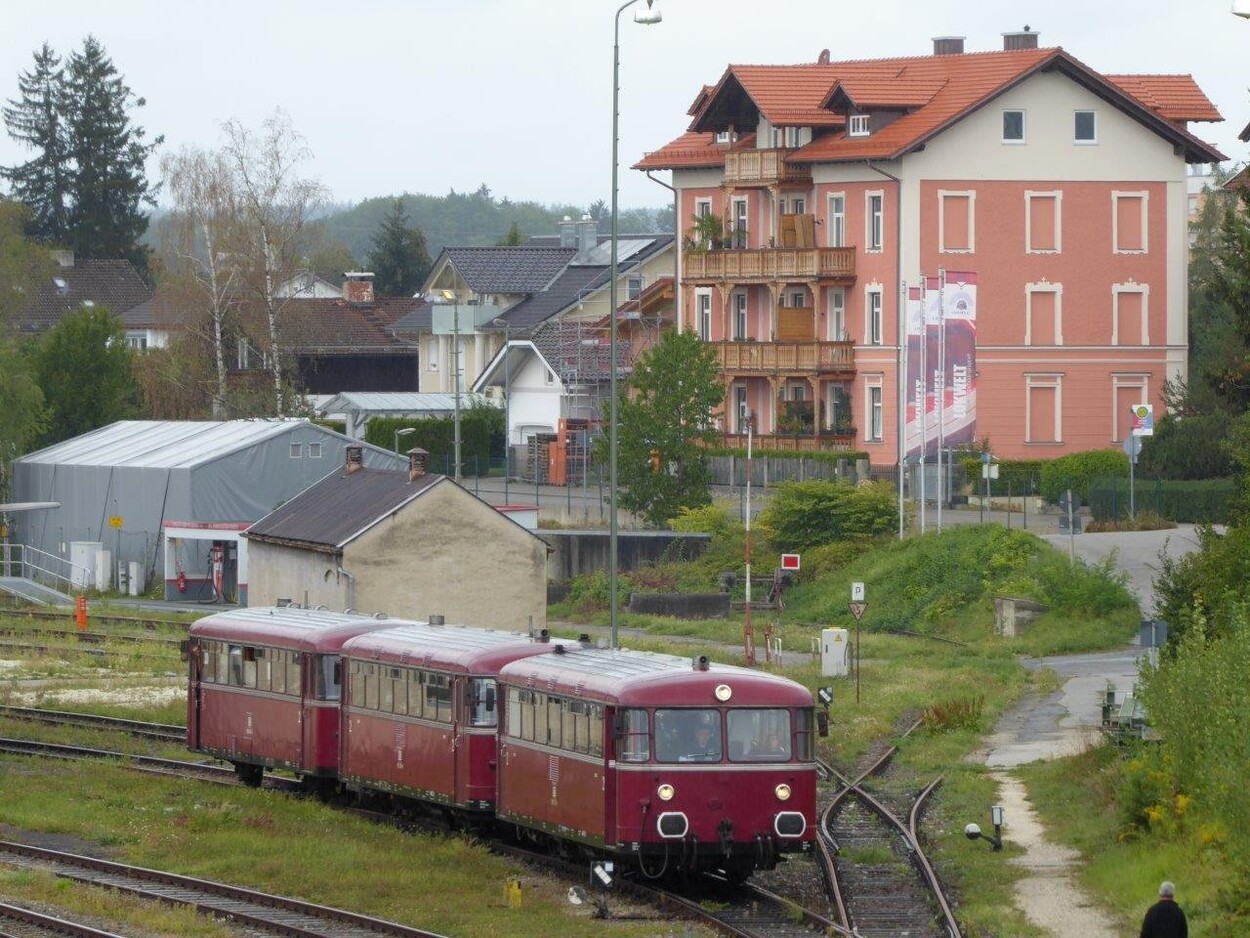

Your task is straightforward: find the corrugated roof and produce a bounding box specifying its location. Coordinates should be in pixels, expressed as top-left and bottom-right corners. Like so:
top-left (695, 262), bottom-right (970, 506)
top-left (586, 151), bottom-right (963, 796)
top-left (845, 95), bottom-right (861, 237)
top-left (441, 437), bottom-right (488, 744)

top-left (17, 420), bottom-right (320, 468)
top-left (321, 392), bottom-right (497, 414)
top-left (244, 467), bottom-right (443, 550)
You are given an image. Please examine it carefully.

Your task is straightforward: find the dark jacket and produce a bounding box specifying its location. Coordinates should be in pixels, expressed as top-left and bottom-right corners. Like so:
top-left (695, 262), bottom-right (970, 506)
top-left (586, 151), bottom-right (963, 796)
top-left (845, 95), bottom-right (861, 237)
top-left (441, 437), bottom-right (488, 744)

top-left (1140, 898), bottom-right (1187, 938)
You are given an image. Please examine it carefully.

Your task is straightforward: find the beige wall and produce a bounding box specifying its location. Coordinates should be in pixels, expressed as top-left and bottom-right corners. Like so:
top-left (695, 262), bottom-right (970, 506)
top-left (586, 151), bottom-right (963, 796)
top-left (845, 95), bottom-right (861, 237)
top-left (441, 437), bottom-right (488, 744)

top-left (247, 541), bottom-right (346, 610)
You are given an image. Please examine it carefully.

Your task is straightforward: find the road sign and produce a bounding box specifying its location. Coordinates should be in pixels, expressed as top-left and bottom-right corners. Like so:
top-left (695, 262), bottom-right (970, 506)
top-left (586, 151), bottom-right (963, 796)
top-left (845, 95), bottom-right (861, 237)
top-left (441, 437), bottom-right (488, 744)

top-left (850, 581), bottom-right (865, 602)
top-left (780, 553), bottom-right (801, 571)
top-left (108, 516), bottom-right (123, 529)
top-left (1057, 490), bottom-right (1079, 513)
top-left (1122, 434), bottom-right (1142, 463)
top-left (849, 601), bottom-right (867, 621)
top-left (1130, 403), bottom-right (1154, 437)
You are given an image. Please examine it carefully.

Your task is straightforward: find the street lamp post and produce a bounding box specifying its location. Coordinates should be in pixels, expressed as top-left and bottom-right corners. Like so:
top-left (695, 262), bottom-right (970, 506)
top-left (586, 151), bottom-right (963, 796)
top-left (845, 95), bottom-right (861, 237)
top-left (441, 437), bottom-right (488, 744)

top-left (394, 426), bottom-right (416, 456)
top-left (492, 318), bottom-right (512, 503)
top-left (609, 0), bottom-right (662, 651)
top-left (440, 289), bottom-right (463, 483)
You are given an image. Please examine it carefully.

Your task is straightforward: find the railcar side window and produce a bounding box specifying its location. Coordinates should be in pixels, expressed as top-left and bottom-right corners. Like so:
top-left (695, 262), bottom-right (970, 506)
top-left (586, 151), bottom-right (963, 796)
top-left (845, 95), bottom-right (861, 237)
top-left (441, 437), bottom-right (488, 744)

top-left (546, 696), bottom-right (562, 747)
top-left (618, 708), bottom-right (650, 763)
top-left (505, 687), bottom-right (524, 737)
top-left (407, 671), bottom-right (424, 718)
top-left (349, 661), bottom-right (365, 707)
top-left (363, 663), bottom-right (379, 711)
top-left (656, 708), bottom-right (722, 763)
top-left (727, 708), bottom-right (792, 762)
top-left (199, 641), bottom-right (216, 683)
top-left (588, 705), bottom-right (604, 757)
top-left (256, 648), bottom-right (271, 692)
top-left (228, 645), bottom-right (244, 686)
top-left (425, 672), bottom-right (452, 723)
top-left (315, 655), bottom-right (342, 701)
top-left (794, 708), bottom-right (815, 761)
top-left (391, 668), bottom-right (408, 716)
top-left (380, 668), bottom-right (396, 712)
top-left (287, 652), bottom-right (301, 695)
top-left (468, 678), bottom-right (497, 727)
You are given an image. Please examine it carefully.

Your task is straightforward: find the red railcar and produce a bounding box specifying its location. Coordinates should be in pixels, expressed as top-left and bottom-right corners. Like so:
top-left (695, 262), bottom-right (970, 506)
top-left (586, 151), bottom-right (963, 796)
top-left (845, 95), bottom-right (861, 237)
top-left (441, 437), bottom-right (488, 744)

top-left (496, 644), bottom-right (818, 880)
top-left (339, 623), bottom-right (552, 815)
top-left (187, 607), bottom-right (396, 787)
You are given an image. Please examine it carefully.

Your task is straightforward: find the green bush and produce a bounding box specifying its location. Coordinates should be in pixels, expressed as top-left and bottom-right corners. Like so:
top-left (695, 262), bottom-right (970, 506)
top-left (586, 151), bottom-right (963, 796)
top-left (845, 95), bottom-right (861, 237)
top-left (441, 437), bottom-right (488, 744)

top-left (958, 457), bottom-right (1045, 497)
top-left (365, 406), bottom-right (503, 477)
top-left (1039, 449), bottom-right (1129, 503)
top-left (757, 479), bottom-right (896, 551)
top-left (671, 503), bottom-right (740, 537)
top-left (1139, 414), bottom-right (1234, 480)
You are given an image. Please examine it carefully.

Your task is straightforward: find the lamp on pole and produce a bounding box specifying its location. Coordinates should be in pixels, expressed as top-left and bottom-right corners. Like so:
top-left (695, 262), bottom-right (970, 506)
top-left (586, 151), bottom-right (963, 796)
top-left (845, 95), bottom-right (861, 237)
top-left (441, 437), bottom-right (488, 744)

top-left (492, 318), bottom-right (512, 503)
top-left (609, 0), bottom-right (662, 651)
top-left (440, 289), bottom-right (463, 483)
top-left (394, 426), bottom-right (416, 456)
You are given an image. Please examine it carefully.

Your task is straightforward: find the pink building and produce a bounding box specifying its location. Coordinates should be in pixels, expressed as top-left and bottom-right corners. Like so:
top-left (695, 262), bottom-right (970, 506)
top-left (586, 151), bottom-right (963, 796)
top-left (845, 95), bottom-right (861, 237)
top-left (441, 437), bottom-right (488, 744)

top-left (636, 31), bottom-right (1224, 464)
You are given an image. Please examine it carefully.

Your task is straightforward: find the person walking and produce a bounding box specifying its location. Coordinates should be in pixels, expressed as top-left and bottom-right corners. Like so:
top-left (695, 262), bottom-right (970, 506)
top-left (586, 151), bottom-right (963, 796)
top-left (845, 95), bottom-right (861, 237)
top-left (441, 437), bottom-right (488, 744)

top-left (1140, 880), bottom-right (1187, 938)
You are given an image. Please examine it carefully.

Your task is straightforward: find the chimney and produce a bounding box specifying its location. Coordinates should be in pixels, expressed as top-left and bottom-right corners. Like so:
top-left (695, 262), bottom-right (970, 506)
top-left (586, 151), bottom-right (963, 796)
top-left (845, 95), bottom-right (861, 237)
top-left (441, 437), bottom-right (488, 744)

top-left (1003, 27), bottom-right (1039, 51)
top-left (558, 215), bottom-right (578, 248)
top-left (407, 446), bottom-right (428, 482)
top-left (342, 271), bottom-right (375, 306)
top-left (932, 36), bottom-right (965, 56)
top-left (345, 445), bottom-right (364, 474)
top-left (577, 213), bottom-right (598, 261)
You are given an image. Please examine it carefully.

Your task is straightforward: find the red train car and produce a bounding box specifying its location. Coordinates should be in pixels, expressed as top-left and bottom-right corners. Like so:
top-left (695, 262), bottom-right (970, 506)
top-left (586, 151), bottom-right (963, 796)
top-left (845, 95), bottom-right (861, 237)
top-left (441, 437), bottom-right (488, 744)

top-left (187, 607), bottom-right (396, 786)
top-left (495, 643), bottom-right (818, 880)
top-left (338, 622), bottom-right (552, 816)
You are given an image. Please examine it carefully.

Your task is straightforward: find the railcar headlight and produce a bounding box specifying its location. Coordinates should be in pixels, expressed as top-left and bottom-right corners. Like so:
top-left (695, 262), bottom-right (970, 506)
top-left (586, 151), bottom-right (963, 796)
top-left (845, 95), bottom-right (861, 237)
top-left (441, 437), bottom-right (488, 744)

top-left (657, 783), bottom-right (675, 802)
top-left (714, 683), bottom-right (732, 702)
top-left (774, 783), bottom-right (792, 801)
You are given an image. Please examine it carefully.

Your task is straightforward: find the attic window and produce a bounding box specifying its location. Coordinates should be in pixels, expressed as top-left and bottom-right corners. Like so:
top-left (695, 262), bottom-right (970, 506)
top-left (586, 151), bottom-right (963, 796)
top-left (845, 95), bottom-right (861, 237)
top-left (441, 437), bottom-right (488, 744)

top-left (848, 114), bottom-right (870, 137)
top-left (290, 442), bottom-right (303, 458)
top-left (52, 277), bottom-right (69, 296)
top-left (308, 442), bottom-right (323, 459)
top-left (714, 130), bottom-right (734, 144)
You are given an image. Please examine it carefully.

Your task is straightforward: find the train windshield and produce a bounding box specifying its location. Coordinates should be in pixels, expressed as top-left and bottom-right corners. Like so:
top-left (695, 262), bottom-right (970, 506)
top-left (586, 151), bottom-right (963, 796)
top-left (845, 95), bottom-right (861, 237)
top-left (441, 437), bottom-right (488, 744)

top-left (468, 678), bottom-right (498, 727)
top-left (314, 655), bottom-right (342, 700)
top-left (727, 709), bottom-right (793, 762)
top-left (655, 709), bottom-right (722, 763)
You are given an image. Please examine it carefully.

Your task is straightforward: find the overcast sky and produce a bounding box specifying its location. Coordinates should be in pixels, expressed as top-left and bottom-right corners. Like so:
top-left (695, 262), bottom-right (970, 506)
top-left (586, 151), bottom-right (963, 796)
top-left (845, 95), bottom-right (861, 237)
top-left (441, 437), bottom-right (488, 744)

top-left (1, 1), bottom-right (1246, 214)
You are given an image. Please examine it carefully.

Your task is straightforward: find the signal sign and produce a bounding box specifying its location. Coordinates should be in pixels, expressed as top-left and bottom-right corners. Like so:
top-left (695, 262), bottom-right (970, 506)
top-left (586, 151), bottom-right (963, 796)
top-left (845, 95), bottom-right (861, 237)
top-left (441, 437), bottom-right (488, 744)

top-left (849, 601), bottom-right (867, 621)
top-left (780, 553), bottom-right (801, 571)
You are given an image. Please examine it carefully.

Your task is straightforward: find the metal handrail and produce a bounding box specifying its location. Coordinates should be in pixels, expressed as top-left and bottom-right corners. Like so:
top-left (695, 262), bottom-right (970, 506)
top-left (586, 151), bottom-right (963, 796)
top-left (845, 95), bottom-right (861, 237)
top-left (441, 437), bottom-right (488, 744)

top-left (2, 544), bottom-right (89, 596)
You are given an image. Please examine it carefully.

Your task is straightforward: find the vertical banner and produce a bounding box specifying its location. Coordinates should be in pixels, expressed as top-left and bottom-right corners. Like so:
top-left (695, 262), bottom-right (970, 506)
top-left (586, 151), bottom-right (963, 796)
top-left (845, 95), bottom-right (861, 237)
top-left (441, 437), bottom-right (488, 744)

top-left (939, 271), bottom-right (977, 448)
top-left (903, 283), bottom-right (925, 457)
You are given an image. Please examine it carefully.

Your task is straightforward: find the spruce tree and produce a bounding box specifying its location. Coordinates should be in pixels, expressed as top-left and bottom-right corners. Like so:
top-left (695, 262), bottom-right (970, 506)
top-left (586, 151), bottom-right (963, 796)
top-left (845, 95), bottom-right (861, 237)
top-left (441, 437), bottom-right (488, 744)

top-left (366, 199), bottom-right (432, 296)
top-left (1, 44), bottom-right (70, 243)
top-left (62, 36), bottom-right (161, 272)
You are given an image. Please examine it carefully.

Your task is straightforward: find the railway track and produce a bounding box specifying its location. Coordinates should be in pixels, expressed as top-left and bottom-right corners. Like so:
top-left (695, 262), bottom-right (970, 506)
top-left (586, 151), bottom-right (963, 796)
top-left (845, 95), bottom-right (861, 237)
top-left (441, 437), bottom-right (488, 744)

top-left (0, 841), bottom-right (450, 938)
top-left (0, 900), bottom-right (130, 938)
top-left (0, 607), bottom-right (196, 632)
top-left (0, 706), bottom-right (185, 744)
top-left (816, 726), bottom-right (962, 938)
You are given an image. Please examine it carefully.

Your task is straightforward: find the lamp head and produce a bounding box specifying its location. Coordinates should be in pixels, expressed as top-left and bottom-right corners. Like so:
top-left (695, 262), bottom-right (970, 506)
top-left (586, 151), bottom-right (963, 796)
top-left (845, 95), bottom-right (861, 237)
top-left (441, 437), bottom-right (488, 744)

top-left (991, 804), bottom-right (1005, 827)
top-left (634, 0), bottom-right (662, 24)
top-left (964, 822), bottom-right (982, 841)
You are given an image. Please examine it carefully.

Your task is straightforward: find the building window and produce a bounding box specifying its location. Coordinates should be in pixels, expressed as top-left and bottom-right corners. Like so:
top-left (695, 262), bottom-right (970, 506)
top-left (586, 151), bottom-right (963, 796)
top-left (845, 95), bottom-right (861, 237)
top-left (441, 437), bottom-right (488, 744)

top-left (627, 276), bottom-right (642, 299)
top-left (733, 292), bottom-right (747, 340)
top-left (1026, 374), bottom-right (1063, 443)
top-left (694, 198), bottom-right (713, 249)
top-left (1025, 191), bottom-right (1061, 253)
top-left (865, 378), bottom-right (884, 441)
top-left (784, 126), bottom-right (804, 148)
top-left (1113, 192), bottom-right (1148, 254)
top-left (1112, 284), bottom-right (1149, 346)
top-left (1025, 283), bottom-right (1062, 346)
top-left (790, 196), bottom-right (806, 215)
top-left (1002, 109), bottom-right (1025, 143)
top-left (828, 288), bottom-right (847, 341)
top-left (126, 335), bottom-right (148, 350)
top-left (827, 194), bottom-right (845, 247)
top-left (939, 190), bottom-right (975, 253)
top-left (714, 130), bottom-right (733, 144)
top-left (732, 198), bottom-right (748, 248)
top-left (308, 442), bottom-right (323, 459)
top-left (1074, 110), bottom-right (1097, 143)
top-left (1112, 375), bottom-right (1150, 443)
top-left (428, 340), bottom-right (438, 371)
top-left (866, 193), bottom-right (884, 252)
top-left (866, 288), bottom-right (883, 345)
top-left (849, 114), bottom-right (870, 137)
top-left (790, 289), bottom-right (806, 309)
top-left (696, 291), bottom-right (712, 340)
top-left (289, 443), bottom-right (303, 458)
top-left (734, 385), bottom-right (749, 432)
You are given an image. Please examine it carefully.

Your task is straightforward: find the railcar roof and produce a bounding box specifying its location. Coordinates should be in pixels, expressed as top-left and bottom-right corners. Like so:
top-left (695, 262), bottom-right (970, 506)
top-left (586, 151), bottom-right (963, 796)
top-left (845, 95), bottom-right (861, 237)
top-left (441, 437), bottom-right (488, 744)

top-left (342, 623), bottom-right (552, 672)
top-left (189, 607), bottom-right (402, 651)
top-left (498, 645), bottom-right (813, 706)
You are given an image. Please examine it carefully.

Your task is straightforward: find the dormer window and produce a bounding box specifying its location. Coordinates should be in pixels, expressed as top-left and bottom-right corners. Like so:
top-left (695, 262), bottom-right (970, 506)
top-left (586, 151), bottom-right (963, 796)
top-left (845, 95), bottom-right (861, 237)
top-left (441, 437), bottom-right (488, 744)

top-left (848, 114), bottom-right (870, 137)
top-left (714, 130), bottom-right (734, 144)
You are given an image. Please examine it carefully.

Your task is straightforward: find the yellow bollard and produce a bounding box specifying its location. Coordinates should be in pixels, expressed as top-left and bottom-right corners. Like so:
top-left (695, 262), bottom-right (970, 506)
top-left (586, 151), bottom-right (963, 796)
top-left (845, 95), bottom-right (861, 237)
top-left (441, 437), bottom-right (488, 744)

top-left (505, 878), bottom-right (522, 908)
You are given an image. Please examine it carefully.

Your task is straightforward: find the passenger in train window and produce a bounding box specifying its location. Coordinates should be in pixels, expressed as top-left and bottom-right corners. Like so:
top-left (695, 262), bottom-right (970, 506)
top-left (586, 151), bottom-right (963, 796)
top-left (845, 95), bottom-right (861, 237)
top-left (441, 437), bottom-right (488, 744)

top-left (752, 732), bottom-right (789, 759)
top-left (686, 722), bottom-right (721, 761)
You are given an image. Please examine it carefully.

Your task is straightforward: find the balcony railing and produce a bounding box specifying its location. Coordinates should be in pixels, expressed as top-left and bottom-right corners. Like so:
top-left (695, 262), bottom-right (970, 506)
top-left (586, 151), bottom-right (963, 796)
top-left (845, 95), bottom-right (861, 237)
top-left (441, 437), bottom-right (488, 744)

top-left (719, 430), bottom-right (858, 452)
top-left (684, 246), bottom-right (855, 283)
top-left (714, 340), bottom-right (855, 375)
top-left (723, 148), bottom-right (812, 187)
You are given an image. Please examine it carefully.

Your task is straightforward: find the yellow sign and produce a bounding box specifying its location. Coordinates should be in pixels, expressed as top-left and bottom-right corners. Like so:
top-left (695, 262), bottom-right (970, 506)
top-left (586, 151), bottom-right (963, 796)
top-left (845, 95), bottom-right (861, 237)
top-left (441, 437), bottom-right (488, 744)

top-left (109, 516), bottom-right (123, 529)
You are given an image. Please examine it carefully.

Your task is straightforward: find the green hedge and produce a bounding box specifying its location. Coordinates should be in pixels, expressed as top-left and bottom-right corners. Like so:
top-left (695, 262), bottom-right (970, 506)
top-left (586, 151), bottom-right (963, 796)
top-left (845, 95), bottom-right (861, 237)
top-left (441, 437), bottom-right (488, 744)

top-left (1138, 414), bottom-right (1235, 480)
top-left (1039, 449), bottom-right (1129, 503)
top-left (1088, 477), bottom-right (1237, 524)
top-left (958, 457), bottom-right (1045, 497)
top-left (365, 407), bottom-right (504, 478)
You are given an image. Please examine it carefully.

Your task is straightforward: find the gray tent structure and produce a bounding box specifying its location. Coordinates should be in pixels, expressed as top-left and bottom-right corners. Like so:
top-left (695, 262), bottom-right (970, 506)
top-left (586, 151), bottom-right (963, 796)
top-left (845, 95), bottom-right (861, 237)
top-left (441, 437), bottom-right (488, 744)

top-left (10, 420), bottom-right (401, 601)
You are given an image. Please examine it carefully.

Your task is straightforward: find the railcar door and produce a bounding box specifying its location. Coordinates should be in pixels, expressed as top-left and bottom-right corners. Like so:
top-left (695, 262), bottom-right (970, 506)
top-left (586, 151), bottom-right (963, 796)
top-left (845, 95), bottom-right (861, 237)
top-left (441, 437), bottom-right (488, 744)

top-left (187, 638), bottom-right (202, 750)
top-left (610, 707), bottom-right (651, 848)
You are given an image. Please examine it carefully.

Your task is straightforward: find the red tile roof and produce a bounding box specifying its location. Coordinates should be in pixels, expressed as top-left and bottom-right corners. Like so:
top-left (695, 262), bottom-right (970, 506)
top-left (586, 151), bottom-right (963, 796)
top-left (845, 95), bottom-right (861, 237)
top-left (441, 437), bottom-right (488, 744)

top-left (1104, 74), bottom-right (1222, 123)
top-left (635, 131), bottom-right (755, 171)
top-left (707, 64), bottom-right (849, 128)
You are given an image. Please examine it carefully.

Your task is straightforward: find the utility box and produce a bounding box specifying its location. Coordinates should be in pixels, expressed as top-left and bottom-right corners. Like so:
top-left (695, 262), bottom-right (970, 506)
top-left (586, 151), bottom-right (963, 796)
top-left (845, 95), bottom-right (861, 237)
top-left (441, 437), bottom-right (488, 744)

top-left (128, 561), bottom-right (144, 596)
top-left (95, 548), bottom-right (112, 591)
top-left (69, 541), bottom-right (103, 590)
top-left (821, 627), bottom-right (850, 677)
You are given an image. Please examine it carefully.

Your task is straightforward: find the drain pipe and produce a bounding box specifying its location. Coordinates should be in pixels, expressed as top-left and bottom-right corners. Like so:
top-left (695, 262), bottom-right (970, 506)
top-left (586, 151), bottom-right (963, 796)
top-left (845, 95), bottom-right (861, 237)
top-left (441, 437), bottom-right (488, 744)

top-left (645, 169), bottom-right (680, 334)
top-left (867, 158), bottom-right (906, 540)
top-left (336, 565), bottom-right (356, 612)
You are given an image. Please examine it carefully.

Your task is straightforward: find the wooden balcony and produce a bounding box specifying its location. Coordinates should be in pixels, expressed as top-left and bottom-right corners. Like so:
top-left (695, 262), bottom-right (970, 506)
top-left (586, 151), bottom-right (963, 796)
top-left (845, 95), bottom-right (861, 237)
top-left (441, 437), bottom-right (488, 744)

top-left (684, 246), bottom-right (855, 284)
top-left (719, 430), bottom-right (858, 453)
top-left (714, 340), bottom-right (855, 377)
top-left (723, 148), bottom-right (812, 187)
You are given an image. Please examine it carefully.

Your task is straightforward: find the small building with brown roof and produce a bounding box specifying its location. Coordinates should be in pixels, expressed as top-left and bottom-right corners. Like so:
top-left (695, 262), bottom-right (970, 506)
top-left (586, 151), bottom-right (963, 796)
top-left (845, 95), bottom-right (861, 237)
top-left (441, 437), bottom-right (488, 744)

top-left (12, 251), bottom-right (152, 336)
top-left (243, 445), bottom-right (548, 632)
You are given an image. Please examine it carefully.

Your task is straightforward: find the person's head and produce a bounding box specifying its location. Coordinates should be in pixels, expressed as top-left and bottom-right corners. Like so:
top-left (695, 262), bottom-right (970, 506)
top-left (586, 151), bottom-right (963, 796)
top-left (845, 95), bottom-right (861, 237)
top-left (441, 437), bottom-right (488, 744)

top-left (696, 725), bottom-right (712, 742)
top-left (1159, 881), bottom-right (1176, 900)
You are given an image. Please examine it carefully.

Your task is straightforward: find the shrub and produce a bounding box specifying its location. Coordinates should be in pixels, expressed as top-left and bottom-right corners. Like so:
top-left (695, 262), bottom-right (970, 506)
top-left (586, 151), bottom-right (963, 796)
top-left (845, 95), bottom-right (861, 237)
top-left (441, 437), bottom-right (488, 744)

top-left (1139, 413), bottom-right (1234, 480)
top-left (922, 695), bottom-right (984, 732)
top-left (757, 479), bottom-right (896, 551)
top-left (958, 457), bottom-right (1045, 497)
top-left (1039, 449), bottom-right (1129, 503)
top-left (671, 503), bottom-right (740, 537)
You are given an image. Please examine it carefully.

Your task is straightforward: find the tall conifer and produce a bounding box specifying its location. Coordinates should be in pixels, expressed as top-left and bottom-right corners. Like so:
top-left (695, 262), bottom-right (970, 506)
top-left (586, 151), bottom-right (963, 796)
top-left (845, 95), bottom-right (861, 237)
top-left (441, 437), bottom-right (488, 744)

top-left (1, 44), bottom-right (70, 243)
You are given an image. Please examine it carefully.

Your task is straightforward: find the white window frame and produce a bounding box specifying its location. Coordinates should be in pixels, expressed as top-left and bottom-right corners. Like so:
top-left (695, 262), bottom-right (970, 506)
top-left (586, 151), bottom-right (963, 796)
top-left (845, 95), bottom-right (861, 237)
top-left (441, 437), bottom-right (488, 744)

top-left (627, 275), bottom-right (643, 300)
top-left (849, 114), bottom-right (870, 137)
top-left (1025, 373), bottom-right (1063, 444)
top-left (790, 289), bottom-right (806, 309)
top-left (1025, 190), bottom-right (1062, 254)
top-left (790, 196), bottom-right (806, 216)
top-left (696, 290), bottom-right (712, 341)
top-left (1111, 374), bottom-right (1150, 443)
top-left (784, 126), bottom-right (804, 148)
top-left (866, 192), bottom-right (884, 252)
top-left (1112, 191), bottom-right (1149, 255)
top-left (828, 288), bottom-right (847, 341)
top-left (694, 198), bottom-right (714, 249)
top-left (865, 376), bottom-right (884, 442)
top-left (938, 189), bottom-right (976, 254)
top-left (732, 197), bottom-right (748, 248)
top-left (308, 442), bottom-right (323, 459)
top-left (1002, 109), bottom-right (1025, 143)
top-left (1024, 282), bottom-right (1063, 347)
top-left (734, 385), bottom-right (749, 433)
top-left (827, 193), bottom-right (846, 248)
top-left (289, 443), bottom-right (303, 458)
top-left (714, 130), bottom-right (732, 144)
top-left (1074, 109), bottom-right (1098, 144)
top-left (733, 292), bottom-right (747, 340)
top-left (1111, 283), bottom-right (1150, 346)
top-left (865, 286), bottom-right (884, 346)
